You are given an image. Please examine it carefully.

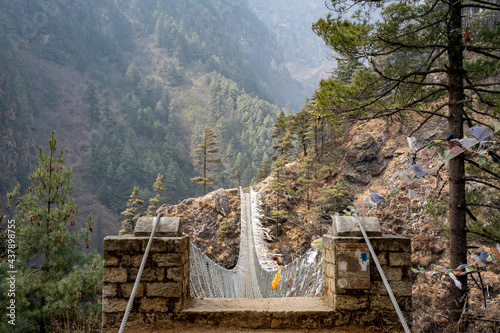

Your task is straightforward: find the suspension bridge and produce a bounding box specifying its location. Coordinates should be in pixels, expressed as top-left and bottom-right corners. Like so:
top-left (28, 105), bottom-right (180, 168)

top-left (189, 187), bottom-right (324, 299)
top-left (102, 187), bottom-right (412, 331)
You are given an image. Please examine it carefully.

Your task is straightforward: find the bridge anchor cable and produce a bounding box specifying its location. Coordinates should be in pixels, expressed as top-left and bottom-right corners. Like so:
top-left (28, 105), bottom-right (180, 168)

top-left (353, 213), bottom-right (411, 333)
top-left (119, 214), bottom-right (161, 333)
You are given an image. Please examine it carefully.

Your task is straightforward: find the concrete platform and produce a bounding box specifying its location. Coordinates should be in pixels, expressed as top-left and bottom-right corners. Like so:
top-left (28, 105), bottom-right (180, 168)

top-left (180, 297), bottom-right (345, 329)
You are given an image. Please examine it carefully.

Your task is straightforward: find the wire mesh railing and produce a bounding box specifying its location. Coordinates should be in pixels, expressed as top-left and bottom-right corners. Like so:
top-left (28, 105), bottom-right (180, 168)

top-left (189, 187), bottom-right (323, 298)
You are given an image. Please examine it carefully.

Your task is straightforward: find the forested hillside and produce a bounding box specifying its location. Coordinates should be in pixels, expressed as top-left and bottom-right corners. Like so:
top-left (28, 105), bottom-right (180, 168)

top-left (0, 0), bottom-right (306, 247)
top-left (248, 0), bottom-right (332, 94)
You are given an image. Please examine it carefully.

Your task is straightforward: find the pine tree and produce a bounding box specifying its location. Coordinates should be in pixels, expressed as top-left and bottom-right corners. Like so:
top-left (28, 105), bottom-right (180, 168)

top-left (271, 111), bottom-right (294, 157)
top-left (269, 154), bottom-right (289, 210)
top-left (125, 61), bottom-right (141, 86)
top-left (289, 109), bottom-right (313, 157)
top-left (268, 153), bottom-right (293, 240)
top-left (3, 131), bottom-right (102, 332)
top-left (297, 153), bottom-right (320, 210)
top-left (120, 186), bottom-right (144, 235)
top-left (191, 126), bottom-right (221, 195)
top-left (311, 177), bottom-right (351, 218)
top-left (269, 111), bottom-right (295, 210)
top-left (83, 84), bottom-right (100, 122)
top-left (230, 153), bottom-right (244, 188)
top-left (254, 157), bottom-right (271, 183)
top-left (146, 174), bottom-right (166, 216)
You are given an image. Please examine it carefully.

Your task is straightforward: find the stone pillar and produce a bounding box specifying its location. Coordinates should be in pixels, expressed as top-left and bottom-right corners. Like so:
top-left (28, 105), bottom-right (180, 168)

top-left (323, 216), bottom-right (412, 328)
top-left (102, 217), bottom-right (189, 328)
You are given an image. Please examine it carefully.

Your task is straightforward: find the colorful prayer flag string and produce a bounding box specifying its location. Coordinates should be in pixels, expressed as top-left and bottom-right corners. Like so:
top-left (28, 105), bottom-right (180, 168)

top-left (411, 244), bottom-right (500, 289)
top-left (354, 120), bottom-right (498, 211)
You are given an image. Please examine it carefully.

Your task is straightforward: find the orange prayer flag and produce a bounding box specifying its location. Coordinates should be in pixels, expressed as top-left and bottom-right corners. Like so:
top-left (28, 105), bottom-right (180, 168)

top-left (272, 269), bottom-right (282, 290)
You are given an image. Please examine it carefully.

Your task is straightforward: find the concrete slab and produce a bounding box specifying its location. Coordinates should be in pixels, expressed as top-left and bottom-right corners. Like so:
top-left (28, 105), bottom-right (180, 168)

top-left (183, 297), bottom-right (333, 313)
top-left (332, 216), bottom-right (382, 237)
top-left (134, 216), bottom-right (182, 237)
top-left (181, 297), bottom-right (339, 329)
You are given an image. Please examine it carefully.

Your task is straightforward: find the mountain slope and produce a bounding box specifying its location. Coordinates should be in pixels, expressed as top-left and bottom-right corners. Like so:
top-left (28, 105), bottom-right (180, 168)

top-left (0, 0), bottom-right (303, 248)
top-left (248, 0), bottom-right (332, 96)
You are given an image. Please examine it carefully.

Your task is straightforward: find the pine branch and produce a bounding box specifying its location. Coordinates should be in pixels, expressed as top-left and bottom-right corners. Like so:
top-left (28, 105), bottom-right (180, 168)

top-left (466, 47), bottom-right (500, 61)
top-left (465, 158), bottom-right (500, 180)
top-left (465, 177), bottom-right (500, 191)
top-left (466, 203), bottom-right (500, 211)
top-left (465, 228), bottom-right (500, 244)
top-left (470, 0), bottom-right (500, 8)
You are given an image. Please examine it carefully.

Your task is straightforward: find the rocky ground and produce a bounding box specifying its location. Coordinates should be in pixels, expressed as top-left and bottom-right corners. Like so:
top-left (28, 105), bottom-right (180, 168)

top-left (159, 117), bottom-right (500, 332)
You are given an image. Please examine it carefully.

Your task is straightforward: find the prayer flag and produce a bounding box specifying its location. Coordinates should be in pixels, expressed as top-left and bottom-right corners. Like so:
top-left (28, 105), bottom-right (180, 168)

top-left (396, 171), bottom-right (412, 184)
top-left (408, 181), bottom-right (420, 190)
top-left (447, 133), bottom-right (456, 141)
top-left (487, 252), bottom-right (497, 262)
top-left (410, 162), bottom-right (426, 178)
top-left (470, 126), bottom-right (492, 142)
top-left (465, 265), bottom-right (475, 273)
top-left (491, 246), bottom-right (500, 258)
top-left (476, 141), bottom-right (491, 155)
top-left (426, 271), bottom-right (438, 278)
top-left (455, 135), bottom-right (479, 149)
top-left (450, 145), bottom-right (464, 157)
top-left (449, 273), bottom-right (462, 289)
top-left (480, 251), bottom-right (489, 263)
top-left (421, 147), bottom-right (431, 156)
top-left (407, 136), bottom-right (417, 150)
top-left (364, 195), bottom-right (377, 208)
top-left (495, 121), bottom-right (500, 133)
top-left (385, 187), bottom-right (399, 198)
top-left (452, 268), bottom-right (462, 276)
top-left (369, 189), bottom-right (384, 204)
top-left (408, 189), bottom-right (417, 199)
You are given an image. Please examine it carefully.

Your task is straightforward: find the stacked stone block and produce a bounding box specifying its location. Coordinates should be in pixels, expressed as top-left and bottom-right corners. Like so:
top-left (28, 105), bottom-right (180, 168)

top-left (102, 235), bottom-right (189, 328)
top-left (323, 234), bottom-right (412, 328)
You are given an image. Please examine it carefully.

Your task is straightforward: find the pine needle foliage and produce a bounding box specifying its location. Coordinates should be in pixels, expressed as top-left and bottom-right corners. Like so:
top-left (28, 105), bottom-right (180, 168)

top-left (146, 174), bottom-right (167, 217)
top-left (191, 126), bottom-right (221, 195)
top-left (2, 131), bottom-right (102, 333)
top-left (119, 186), bottom-right (144, 235)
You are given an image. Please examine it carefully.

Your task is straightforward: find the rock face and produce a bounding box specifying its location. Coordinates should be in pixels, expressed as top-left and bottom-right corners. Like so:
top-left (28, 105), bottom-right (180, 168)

top-left (159, 189), bottom-right (241, 269)
top-left (212, 189), bottom-right (230, 217)
top-left (344, 133), bottom-right (387, 185)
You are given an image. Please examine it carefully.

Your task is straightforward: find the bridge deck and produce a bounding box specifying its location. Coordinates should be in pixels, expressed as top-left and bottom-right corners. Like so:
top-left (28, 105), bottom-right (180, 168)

top-left (181, 297), bottom-right (340, 329)
top-left (183, 297), bottom-right (333, 313)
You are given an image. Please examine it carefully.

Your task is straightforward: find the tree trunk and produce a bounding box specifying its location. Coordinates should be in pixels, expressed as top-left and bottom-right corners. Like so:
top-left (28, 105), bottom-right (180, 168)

top-left (203, 136), bottom-right (207, 195)
top-left (447, 0), bottom-right (468, 323)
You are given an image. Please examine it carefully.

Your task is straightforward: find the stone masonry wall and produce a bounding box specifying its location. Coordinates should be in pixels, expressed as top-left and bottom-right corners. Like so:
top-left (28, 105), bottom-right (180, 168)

top-left (323, 234), bottom-right (412, 328)
top-left (102, 235), bottom-right (190, 328)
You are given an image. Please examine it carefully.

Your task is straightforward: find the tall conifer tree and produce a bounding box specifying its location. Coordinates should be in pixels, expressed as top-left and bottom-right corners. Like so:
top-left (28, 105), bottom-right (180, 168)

top-left (191, 126), bottom-right (221, 195)
top-left (146, 174), bottom-right (166, 216)
top-left (120, 186), bottom-right (144, 235)
top-left (4, 131), bottom-right (101, 332)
